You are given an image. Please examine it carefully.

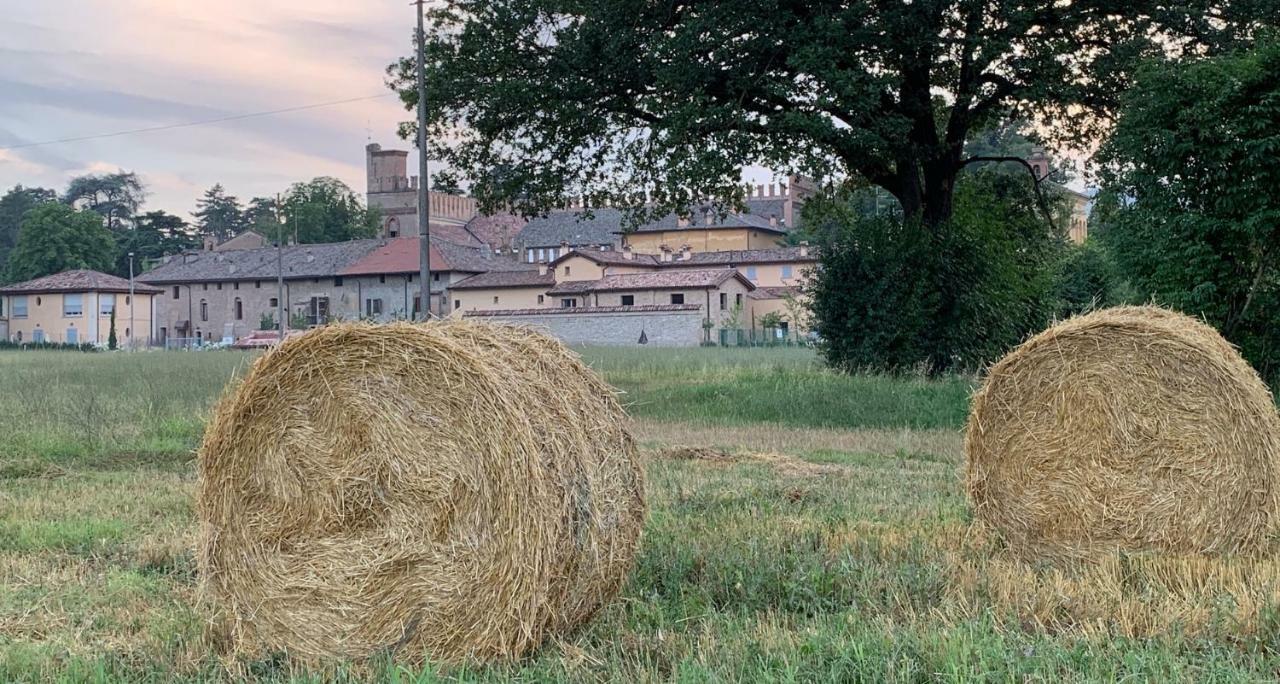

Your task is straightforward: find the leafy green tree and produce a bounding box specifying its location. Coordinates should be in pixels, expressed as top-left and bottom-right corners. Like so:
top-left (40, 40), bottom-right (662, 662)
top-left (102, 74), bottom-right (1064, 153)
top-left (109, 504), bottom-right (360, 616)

top-left (107, 309), bottom-right (118, 351)
top-left (1099, 37), bottom-right (1280, 384)
top-left (4, 203), bottom-right (117, 282)
top-left (392, 1), bottom-right (1267, 229)
top-left (193, 184), bottom-right (246, 243)
top-left (280, 177), bottom-right (378, 244)
top-left (0, 185), bottom-right (57, 282)
top-left (244, 196), bottom-right (282, 237)
top-left (115, 211), bottom-right (199, 276)
top-left (64, 171), bottom-right (145, 234)
top-left (1050, 241), bottom-right (1127, 319)
top-left (808, 169), bottom-right (1063, 373)
top-left (431, 170), bottom-right (465, 195)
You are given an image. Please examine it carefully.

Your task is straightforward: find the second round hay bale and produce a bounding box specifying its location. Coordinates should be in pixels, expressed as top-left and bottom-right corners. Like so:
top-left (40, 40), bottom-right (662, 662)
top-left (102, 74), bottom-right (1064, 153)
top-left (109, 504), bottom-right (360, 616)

top-left (966, 306), bottom-right (1280, 560)
top-left (197, 321), bottom-right (645, 663)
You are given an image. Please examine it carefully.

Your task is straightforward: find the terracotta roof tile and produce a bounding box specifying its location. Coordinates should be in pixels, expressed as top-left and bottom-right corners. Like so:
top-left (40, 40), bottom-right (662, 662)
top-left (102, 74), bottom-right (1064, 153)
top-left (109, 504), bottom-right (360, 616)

top-left (0, 269), bottom-right (163, 295)
top-left (548, 269), bottom-right (752, 295)
top-left (341, 238), bottom-right (532, 276)
top-left (450, 270), bottom-right (556, 290)
top-left (465, 304), bottom-right (702, 316)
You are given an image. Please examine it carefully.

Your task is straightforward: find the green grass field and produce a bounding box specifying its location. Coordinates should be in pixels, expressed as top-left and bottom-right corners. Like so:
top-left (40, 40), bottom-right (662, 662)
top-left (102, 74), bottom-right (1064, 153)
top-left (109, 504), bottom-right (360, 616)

top-left (4, 347), bottom-right (1280, 682)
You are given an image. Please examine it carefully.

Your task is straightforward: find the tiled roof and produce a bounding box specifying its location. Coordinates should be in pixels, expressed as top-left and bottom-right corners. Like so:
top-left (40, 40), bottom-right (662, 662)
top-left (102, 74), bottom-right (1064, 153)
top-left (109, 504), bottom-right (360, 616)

top-left (340, 238), bottom-right (531, 276)
top-left (465, 304), bottom-right (702, 317)
top-left (139, 240), bottom-right (383, 284)
top-left (450, 270), bottom-right (556, 290)
top-left (747, 286), bottom-right (803, 300)
top-left (550, 250), bottom-right (662, 268)
top-left (465, 212), bottom-right (528, 250)
top-left (551, 246), bottom-right (815, 269)
top-left (548, 269), bottom-right (752, 295)
top-left (0, 269), bottom-right (163, 294)
top-left (428, 221), bottom-right (485, 247)
top-left (516, 206), bottom-right (791, 249)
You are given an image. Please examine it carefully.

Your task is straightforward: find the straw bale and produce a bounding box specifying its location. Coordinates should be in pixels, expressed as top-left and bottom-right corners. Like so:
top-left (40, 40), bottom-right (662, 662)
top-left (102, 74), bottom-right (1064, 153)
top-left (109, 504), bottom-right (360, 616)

top-left (965, 306), bottom-right (1280, 561)
top-left (196, 321), bottom-right (645, 663)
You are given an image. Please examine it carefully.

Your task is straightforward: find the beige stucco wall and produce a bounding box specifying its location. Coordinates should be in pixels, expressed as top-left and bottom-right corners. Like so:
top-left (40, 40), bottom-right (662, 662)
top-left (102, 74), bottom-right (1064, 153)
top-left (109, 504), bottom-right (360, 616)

top-left (555, 256), bottom-right (607, 282)
top-left (748, 292), bottom-right (811, 333)
top-left (574, 279), bottom-right (751, 332)
top-left (1, 291), bottom-right (155, 346)
top-left (623, 229), bottom-right (782, 254)
top-left (452, 286), bottom-right (551, 313)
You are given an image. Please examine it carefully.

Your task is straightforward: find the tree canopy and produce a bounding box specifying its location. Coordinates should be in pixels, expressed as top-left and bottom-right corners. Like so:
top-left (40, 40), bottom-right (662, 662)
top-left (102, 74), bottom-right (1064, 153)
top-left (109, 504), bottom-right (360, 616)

top-left (64, 171), bottom-right (145, 234)
top-left (0, 185), bottom-right (57, 282)
top-left (114, 211), bottom-right (199, 276)
top-left (4, 203), bottom-right (117, 283)
top-left (280, 177), bottom-right (379, 244)
top-left (1099, 36), bottom-right (1280, 384)
top-left (392, 1), bottom-right (1272, 228)
top-left (193, 184), bottom-right (247, 243)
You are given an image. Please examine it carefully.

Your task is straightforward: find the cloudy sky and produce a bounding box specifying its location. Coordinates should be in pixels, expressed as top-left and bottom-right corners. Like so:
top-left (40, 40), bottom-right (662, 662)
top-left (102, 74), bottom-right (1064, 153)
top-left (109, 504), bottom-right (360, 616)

top-left (0, 1), bottom-right (419, 217)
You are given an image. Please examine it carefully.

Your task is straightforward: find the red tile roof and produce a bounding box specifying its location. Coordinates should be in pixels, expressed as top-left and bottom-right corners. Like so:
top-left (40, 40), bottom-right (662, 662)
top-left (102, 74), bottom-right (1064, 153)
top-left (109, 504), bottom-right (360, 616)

top-left (550, 246), bottom-right (816, 269)
top-left (465, 304), bottom-right (702, 317)
top-left (747, 286), bottom-right (803, 300)
top-left (340, 238), bottom-right (531, 276)
top-left (0, 269), bottom-right (163, 295)
top-left (450, 270), bottom-right (556, 290)
top-left (548, 269), bottom-right (753, 295)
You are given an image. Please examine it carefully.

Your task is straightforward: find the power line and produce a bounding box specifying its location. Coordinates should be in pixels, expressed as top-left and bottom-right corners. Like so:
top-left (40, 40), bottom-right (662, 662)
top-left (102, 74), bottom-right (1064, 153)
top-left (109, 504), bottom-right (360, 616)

top-left (0, 93), bottom-right (397, 151)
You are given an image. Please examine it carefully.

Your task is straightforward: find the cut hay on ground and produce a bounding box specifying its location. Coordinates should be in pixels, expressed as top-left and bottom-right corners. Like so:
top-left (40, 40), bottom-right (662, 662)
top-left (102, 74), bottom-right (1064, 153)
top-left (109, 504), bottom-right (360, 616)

top-left (966, 306), bottom-right (1280, 561)
top-left (197, 321), bottom-right (645, 664)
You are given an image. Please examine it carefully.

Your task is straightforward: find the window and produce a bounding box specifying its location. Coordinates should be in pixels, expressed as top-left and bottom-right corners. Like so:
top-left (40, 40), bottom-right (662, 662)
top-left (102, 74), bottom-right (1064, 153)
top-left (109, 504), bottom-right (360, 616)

top-left (309, 296), bottom-right (330, 325)
top-left (100, 294), bottom-right (116, 315)
top-left (379, 274), bottom-right (386, 284)
top-left (365, 298), bottom-right (383, 317)
top-left (526, 249), bottom-right (535, 263)
top-left (216, 283), bottom-right (222, 290)
top-left (269, 297), bottom-right (279, 308)
top-left (334, 277), bottom-right (344, 287)
top-left (564, 266), bottom-right (571, 276)
top-left (537, 295), bottom-right (544, 305)
top-left (561, 298), bottom-right (577, 308)
top-left (202, 283), bottom-right (208, 291)
top-left (493, 296), bottom-right (500, 304)
top-left (255, 280), bottom-right (261, 288)
top-left (234, 282), bottom-right (240, 290)
top-left (670, 293), bottom-right (684, 305)
top-left (735, 293), bottom-right (743, 307)
top-left (745, 266), bottom-right (758, 281)
top-left (719, 293), bottom-right (727, 310)
top-left (125, 296), bottom-right (130, 306)
top-left (63, 294), bottom-right (83, 317)
top-left (412, 295), bottom-right (422, 315)
top-left (408, 273), bottom-right (414, 283)
top-left (781, 265), bottom-right (793, 279)
top-left (454, 299), bottom-right (460, 309)
top-left (433, 273), bottom-right (440, 282)
top-left (200, 300), bottom-right (209, 322)
top-left (35, 296), bottom-right (41, 306)
top-left (32, 329), bottom-right (44, 343)
top-left (12, 296), bottom-right (27, 318)
top-left (234, 298), bottom-right (243, 320)
top-left (173, 286), bottom-right (180, 300)
top-left (621, 294), bottom-right (635, 306)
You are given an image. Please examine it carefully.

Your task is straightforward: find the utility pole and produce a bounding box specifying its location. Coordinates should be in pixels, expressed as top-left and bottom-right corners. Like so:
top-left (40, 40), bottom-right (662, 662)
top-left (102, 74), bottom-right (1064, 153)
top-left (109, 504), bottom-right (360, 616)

top-left (415, 0), bottom-right (432, 321)
top-left (276, 193), bottom-right (286, 339)
top-left (128, 251), bottom-right (135, 350)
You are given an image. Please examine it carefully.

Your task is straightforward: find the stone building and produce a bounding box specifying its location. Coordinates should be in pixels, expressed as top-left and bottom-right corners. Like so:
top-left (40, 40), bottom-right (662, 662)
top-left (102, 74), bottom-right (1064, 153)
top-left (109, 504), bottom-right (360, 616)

top-left (366, 143), bottom-right (479, 239)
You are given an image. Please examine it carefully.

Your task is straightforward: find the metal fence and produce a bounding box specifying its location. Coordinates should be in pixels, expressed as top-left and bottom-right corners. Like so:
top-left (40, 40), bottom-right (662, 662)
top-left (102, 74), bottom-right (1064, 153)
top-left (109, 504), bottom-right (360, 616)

top-left (716, 327), bottom-right (811, 347)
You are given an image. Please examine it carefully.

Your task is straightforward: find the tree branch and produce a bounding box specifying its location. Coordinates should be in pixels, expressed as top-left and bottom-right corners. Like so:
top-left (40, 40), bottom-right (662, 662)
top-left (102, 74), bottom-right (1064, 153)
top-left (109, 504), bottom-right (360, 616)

top-left (958, 155), bottom-right (1058, 232)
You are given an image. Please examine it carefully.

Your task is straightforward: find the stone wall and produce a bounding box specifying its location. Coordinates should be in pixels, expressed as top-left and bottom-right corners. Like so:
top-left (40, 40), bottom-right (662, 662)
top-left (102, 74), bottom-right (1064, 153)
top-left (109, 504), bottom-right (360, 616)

top-left (466, 305), bottom-right (706, 347)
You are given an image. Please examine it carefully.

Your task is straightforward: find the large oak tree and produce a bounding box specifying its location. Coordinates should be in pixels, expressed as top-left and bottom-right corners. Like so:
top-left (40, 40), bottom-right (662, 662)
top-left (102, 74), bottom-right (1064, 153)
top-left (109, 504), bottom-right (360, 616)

top-left (391, 1), bottom-right (1272, 229)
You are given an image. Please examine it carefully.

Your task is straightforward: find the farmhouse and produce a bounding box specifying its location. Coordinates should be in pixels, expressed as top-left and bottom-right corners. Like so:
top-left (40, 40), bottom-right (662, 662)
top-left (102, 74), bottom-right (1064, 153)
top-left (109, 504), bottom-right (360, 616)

top-left (0, 269), bottom-right (160, 347)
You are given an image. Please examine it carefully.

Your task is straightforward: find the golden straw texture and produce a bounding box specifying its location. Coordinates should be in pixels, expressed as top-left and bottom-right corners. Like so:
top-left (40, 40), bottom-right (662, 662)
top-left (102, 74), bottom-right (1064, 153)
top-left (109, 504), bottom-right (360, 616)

top-left (966, 306), bottom-right (1280, 561)
top-left (197, 321), bottom-right (645, 663)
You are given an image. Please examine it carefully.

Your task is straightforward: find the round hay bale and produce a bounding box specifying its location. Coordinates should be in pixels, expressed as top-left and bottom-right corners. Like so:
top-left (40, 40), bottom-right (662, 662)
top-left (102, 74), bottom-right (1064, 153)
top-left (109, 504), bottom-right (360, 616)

top-left (197, 321), bottom-right (645, 663)
top-left (965, 306), bottom-right (1280, 560)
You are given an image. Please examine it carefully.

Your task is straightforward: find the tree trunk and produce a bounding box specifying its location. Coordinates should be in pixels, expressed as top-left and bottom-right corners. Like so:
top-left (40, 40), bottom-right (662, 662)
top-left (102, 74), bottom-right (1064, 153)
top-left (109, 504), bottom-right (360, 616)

top-left (891, 159), bottom-right (957, 231)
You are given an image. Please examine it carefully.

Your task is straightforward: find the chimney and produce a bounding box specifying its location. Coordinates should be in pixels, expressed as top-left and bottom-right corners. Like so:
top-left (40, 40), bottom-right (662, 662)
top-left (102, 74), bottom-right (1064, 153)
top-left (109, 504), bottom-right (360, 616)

top-left (799, 241), bottom-right (809, 257)
top-left (769, 214), bottom-right (778, 228)
top-left (560, 240), bottom-right (570, 256)
top-left (203, 236), bottom-right (216, 251)
top-left (704, 209), bottom-right (714, 226)
top-left (677, 215), bottom-right (690, 228)
top-left (679, 244), bottom-right (691, 261)
top-left (622, 245), bottom-right (634, 261)
top-left (538, 262), bottom-right (548, 276)
top-left (305, 250), bottom-right (315, 264)
top-left (660, 244), bottom-right (672, 262)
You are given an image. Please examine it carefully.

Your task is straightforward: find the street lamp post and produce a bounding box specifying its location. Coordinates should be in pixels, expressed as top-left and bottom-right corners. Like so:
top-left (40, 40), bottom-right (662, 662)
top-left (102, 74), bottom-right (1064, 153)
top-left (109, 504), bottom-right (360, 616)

top-left (128, 251), bottom-right (135, 350)
top-left (415, 0), bottom-right (432, 321)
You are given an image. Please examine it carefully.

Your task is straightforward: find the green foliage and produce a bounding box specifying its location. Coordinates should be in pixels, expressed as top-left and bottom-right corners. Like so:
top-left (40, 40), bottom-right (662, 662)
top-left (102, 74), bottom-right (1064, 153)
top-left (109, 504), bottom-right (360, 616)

top-left (288, 310), bottom-right (311, 330)
top-left (192, 184), bottom-right (245, 243)
top-left (280, 177), bottom-right (378, 244)
top-left (1099, 37), bottom-right (1280, 385)
top-left (243, 196), bottom-right (281, 237)
top-left (63, 172), bottom-right (145, 234)
top-left (4, 203), bottom-right (117, 283)
top-left (808, 170), bottom-right (1063, 373)
top-left (0, 340), bottom-right (97, 352)
top-left (393, 1), bottom-right (1260, 228)
top-left (115, 211), bottom-right (198, 277)
top-left (257, 312), bottom-right (276, 331)
top-left (108, 309), bottom-right (118, 351)
top-left (1049, 240), bottom-right (1132, 319)
top-left (758, 311), bottom-right (784, 330)
top-left (0, 185), bottom-right (57, 282)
